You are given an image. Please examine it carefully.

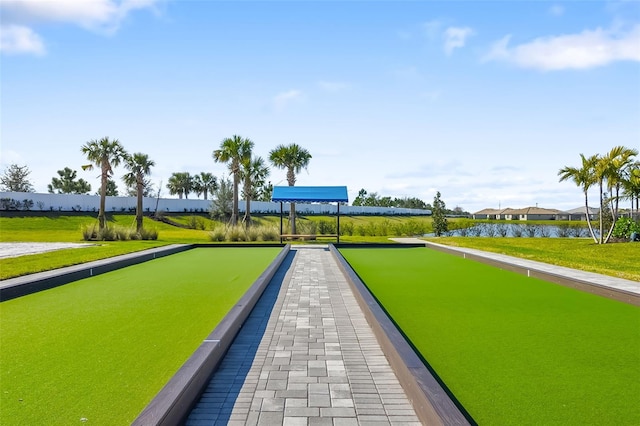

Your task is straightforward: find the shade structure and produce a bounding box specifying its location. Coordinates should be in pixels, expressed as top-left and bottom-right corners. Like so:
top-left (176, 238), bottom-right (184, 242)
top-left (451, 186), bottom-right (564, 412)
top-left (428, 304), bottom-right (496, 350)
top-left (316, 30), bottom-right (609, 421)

top-left (271, 186), bottom-right (348, 243)
top-left (271, 186), bottom-right (348, 203)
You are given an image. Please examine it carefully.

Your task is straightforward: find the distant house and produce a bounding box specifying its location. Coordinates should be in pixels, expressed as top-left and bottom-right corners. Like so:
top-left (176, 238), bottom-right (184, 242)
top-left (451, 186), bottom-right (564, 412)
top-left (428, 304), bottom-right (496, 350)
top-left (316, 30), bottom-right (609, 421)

top-left (501, 207), bottom-right (562, 221)
top-left (472, 208), bottom-right (508, 220)
top-left (557, 206), bottom-right (599, 221)
top-left (472, 206), bottom-right (563, 221)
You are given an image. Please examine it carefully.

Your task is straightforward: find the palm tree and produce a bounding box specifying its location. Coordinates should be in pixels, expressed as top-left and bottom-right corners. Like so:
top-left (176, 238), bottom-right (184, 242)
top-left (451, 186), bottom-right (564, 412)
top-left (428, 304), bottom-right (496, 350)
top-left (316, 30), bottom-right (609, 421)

top-left (166, 172), bottom-right (193, 199)
top-left (81, 137), bottom-right (127, 229)
top-left (269, 143), bottom-right (312, 234)
top-left (213, 135), bottom-right (253, 225)
top-left (558, 154), bottom-right (599, 243)
top-left (622, 163), bottom-right (640, 219)
top-left (601, 146), bottom-right (638, 242)
top-left (240, 156), bottom-right (269, 226)
top-left (193, 172), bottom-right (218, 200)
top-left (123, 153), bottom-right (155, 232)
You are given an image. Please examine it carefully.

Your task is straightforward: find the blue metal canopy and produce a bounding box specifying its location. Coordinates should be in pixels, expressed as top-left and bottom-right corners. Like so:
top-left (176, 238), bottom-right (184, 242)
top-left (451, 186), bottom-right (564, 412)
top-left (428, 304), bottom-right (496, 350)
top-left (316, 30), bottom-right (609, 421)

top-left (271, 186), bottom-right (348, 203)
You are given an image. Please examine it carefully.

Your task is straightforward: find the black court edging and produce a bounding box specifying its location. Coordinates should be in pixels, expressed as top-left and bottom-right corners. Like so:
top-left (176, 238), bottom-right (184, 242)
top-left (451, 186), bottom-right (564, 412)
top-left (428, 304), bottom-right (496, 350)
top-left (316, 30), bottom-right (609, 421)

top-left (132, 244), bottom-right (291, 426)
top-left (329, 244), bottom-right (471, 426)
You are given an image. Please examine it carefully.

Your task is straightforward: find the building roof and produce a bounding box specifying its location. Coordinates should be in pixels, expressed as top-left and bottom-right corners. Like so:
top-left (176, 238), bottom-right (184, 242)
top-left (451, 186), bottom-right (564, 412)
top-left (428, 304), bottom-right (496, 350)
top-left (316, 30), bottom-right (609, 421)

top-left (473, 208), bottom-right (508, 215)
top-left (502, 207), bottom-right (562, 215)
top-left (563, 206), bottom-right (600, 214)
top-left (271, 186), bottom-right (349, 203)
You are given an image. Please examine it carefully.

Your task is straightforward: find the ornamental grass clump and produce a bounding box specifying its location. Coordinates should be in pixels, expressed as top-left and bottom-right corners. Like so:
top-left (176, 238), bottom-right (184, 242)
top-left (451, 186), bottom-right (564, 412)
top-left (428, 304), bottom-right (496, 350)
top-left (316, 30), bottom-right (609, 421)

top-left (259, 226), bottom-right (279, 242)
top-left (209, 226), bottom-right (226, 242)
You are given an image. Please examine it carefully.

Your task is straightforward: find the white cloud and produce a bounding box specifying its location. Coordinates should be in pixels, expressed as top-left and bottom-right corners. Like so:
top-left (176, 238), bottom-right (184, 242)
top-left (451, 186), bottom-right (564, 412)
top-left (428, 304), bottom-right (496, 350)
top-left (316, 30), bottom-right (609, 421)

top-left (443, 26), bottom-right (474, 55)
top-left (484, 24), bottom-right (640, 70)
top-left (317, 81), bottom-right (349, 92)
top-left (272, 89), bottom-right (303, 111)
top-left (0, 0), bottom-right (162, 54)
top-left (0, 24), bottom-right (45, 55)
top-left (549, 4), bottom-right (565, 17)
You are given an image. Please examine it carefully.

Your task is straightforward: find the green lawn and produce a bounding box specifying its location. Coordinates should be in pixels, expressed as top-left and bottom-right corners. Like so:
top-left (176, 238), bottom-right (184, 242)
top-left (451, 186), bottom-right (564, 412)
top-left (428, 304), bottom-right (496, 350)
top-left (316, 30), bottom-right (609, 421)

top-left (428, 237), bottom-right (640, 281)
top-left (340, 247), bottom-right (640, 425)
top-left (0, 247), bottom-right (281, 425)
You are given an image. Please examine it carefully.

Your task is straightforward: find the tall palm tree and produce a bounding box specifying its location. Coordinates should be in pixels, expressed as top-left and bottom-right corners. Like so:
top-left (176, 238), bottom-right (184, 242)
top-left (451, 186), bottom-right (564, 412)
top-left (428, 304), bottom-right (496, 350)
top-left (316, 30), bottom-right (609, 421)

top-left (622, 163), bottom-right (640, 219)
top-left (122, 153), bottom-right (155, 232)
top-left (558, 154), bottom-right (599, 243)
top-left (81, 137), bottom-right (127, 229)
top-left (213, 135), bottom-right (253, 225)
top-left (601, 146), bottom-right (638, 242)
top-left (193, 172), bottom-right (218, 200)
top-left (240, 156), bottom-right (269, 226)
top-left (166, 172), bottom-right (193, 199)
top-left (269, 143), bottom-right (312, 234)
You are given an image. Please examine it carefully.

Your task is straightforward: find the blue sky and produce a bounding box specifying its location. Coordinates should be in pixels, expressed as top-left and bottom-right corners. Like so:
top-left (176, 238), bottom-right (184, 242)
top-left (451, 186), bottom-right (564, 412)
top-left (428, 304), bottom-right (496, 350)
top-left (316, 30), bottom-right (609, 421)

top-left (1, 0), bottom-right (639, 212)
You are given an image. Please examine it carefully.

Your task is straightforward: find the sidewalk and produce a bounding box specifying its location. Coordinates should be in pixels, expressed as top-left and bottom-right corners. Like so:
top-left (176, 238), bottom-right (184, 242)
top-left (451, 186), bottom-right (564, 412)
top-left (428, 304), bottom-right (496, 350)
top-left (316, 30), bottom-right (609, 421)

top-left (186, 246), bottom-right (421, 426)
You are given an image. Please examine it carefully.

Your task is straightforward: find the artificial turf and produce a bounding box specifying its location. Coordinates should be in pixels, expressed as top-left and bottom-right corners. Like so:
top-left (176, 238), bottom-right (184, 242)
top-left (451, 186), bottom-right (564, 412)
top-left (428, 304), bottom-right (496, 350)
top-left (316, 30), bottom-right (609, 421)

top-left (340, 247), bottom-right (640, 425)
top-left (0, 247), bottom-right (281, 425)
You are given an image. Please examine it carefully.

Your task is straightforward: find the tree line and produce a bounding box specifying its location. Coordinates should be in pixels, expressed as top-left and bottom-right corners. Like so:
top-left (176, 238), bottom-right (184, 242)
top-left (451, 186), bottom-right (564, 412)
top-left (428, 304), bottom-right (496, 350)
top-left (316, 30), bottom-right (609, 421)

top-left (352, 188), bottom-right (470, 216)
top-left (558, 145), bottom-right (639, 244)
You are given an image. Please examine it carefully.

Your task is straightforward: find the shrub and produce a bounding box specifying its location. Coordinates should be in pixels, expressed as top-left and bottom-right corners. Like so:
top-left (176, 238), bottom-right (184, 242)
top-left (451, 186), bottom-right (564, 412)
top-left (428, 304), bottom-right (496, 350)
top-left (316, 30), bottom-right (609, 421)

top-left (227, 226), bottom-right (246, 242)
top-left (317, 220), bottom-right (336, 235)
top-left (139, 228), bottom-right (158, 240)
top-left (340, 222), bottom-right (354, 236)
top-left (115, 226), bottom-right (131, 241)
top-left (378, 219), bottom-right (391, 236)
top-left (96, 225), bottom-right (117, 241)
top-left (246, 227), bottom-right (260, 242)
top-left (612, 217), bottom-right (640, 240)
top-left (260, 227), bottom-right (280, 242)
top-left (81, 224), bottom-right (98, 241)
top-left (209, 227), bottom-right (226, 242)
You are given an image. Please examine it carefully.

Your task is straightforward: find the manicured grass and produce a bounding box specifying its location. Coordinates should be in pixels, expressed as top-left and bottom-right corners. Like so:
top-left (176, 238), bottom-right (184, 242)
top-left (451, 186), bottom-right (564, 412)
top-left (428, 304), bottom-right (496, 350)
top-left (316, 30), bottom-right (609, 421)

top-left (428, 237), bottom-right (640, 281)
top-left (0, 247), bottom-right (281, 425)
top-left (0, 241), bottom-right (168, 280)
top-left (340, 247), bottom-right (640, 425)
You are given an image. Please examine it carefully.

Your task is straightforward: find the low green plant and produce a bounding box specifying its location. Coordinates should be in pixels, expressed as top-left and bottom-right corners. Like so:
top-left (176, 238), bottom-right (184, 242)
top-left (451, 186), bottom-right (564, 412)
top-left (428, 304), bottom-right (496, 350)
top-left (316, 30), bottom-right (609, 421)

top-left (96, 225), bottom-right (117, 241)
top-left (209, 227), bottom-right (226, 242)
top-left (259, 226), bottom-right (279, 241)
top-left (139, 227), bottom-right (158, 240)
top-left (340, 222), bottom-right (354, 236)
top-left (246, 227), bottom-right (260, 242)
top-left (227, 226), bottom-right (246, 242)
top-left (612, 217), bottom-right (640, 240)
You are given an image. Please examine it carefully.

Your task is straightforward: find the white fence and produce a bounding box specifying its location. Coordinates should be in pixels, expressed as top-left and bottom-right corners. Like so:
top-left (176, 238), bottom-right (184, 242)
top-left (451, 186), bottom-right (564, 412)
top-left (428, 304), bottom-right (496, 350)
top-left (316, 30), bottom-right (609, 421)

top-left (0, 192), bottom-right (431, 216)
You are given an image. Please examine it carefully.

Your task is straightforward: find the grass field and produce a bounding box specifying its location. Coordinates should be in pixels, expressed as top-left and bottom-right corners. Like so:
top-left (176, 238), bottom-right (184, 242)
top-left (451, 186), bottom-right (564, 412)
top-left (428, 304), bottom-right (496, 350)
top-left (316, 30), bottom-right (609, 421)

top-left (428, 237), bottom-right (640, 281)
top-left (0, 247), bottom-right (281, 425)
top-left (340, 247), bottom-right (640, 425)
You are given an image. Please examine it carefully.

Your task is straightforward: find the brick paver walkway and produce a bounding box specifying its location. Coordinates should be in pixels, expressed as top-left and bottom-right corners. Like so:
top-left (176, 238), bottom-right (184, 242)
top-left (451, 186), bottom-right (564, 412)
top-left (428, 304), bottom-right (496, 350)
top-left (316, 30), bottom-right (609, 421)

top-left (186, 246), bottom-right (421, 426)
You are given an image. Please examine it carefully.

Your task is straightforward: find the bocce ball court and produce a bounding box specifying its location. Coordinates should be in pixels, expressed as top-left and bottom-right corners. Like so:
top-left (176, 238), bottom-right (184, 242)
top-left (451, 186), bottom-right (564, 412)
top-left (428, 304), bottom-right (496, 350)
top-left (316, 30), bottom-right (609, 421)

top-left (1, 243), bottom-right (638, 425)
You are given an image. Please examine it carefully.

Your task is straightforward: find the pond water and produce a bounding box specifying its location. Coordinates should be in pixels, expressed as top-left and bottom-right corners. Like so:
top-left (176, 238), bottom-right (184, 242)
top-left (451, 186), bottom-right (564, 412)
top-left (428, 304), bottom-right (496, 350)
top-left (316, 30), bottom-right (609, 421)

top-left (426, 223), bottom-right (597, 238)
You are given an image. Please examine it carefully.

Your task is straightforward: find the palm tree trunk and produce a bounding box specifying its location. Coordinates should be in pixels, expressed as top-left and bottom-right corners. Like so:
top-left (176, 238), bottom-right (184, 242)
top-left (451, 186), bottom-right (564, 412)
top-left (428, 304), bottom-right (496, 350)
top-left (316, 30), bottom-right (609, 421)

top-left (584, 191), bottom-right (598, 243)
top-left (136, 179), bottom-right (143, 232)
top-left (232, 171), bottom-right (239, 226)
top-left (604, 187), bottom-right (619, 243)
top-left (99, 163), bottom-right (108, 230)
top-left (598, 180), bottom-right (604, 244)
top-left (244, 177), bottom-right (252, 227)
